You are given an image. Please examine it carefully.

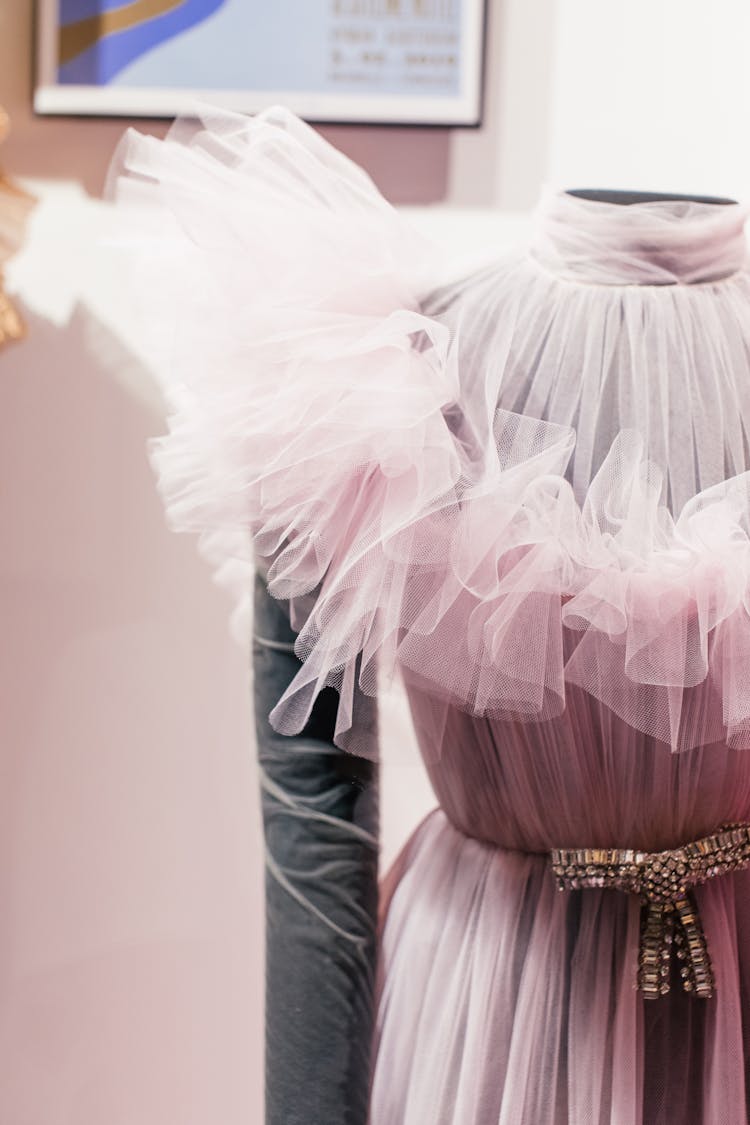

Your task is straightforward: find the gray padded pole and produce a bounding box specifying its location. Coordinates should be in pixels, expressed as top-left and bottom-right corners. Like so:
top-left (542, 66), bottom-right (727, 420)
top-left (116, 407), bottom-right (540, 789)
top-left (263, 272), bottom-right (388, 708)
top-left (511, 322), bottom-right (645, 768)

top-left (252, 571), bottom-right (380, 1125)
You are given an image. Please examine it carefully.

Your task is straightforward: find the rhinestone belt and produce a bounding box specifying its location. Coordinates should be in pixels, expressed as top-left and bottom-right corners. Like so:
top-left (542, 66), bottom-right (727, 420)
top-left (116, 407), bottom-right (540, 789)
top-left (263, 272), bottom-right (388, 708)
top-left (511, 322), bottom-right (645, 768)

top-left (550, 823), bottom-right (750, 1000)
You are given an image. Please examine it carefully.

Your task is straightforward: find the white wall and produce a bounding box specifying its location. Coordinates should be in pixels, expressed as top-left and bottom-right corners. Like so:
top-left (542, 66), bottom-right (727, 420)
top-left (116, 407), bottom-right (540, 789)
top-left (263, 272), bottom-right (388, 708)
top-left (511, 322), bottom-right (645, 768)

top-left (448, 0), bottom-right (559, 208)
top-left (449, 0), bottom-right (750, 210)
top-left (548, 0), bottom-right (750, 198)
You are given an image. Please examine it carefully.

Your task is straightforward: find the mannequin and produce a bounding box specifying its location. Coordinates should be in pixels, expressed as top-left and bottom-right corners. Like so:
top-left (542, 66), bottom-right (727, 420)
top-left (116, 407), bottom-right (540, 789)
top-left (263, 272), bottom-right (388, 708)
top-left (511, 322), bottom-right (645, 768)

top-left (253, 184), bottom-right (741, 1125)
top-left (567, 189), bottom-right (737, 205)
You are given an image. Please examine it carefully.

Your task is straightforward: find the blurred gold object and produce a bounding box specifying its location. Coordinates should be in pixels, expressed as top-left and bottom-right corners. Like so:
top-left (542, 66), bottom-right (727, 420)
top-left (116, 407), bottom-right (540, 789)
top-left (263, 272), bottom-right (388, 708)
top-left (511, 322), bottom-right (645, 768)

top-left (0, 106), bottom-right (36, 351)
top-left (0, 285), bottom-right (25, 345)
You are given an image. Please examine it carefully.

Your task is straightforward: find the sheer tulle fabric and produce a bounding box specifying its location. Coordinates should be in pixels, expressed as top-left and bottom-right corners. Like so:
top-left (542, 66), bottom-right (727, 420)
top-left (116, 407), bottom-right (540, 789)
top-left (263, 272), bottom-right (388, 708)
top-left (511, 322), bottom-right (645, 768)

top-left (528, 187), bottom-right (749, 286)
top-left (372, 684), bottom-right (750, 1123)
top-left (107, 105), bottom-right (750, 1123)
top-left (108, 105), bottom-right (750, 759)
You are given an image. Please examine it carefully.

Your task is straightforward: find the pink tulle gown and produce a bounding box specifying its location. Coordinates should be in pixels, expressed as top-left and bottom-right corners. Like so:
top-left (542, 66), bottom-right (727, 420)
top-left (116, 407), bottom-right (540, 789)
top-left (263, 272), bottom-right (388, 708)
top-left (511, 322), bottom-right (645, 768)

top-left (109, 105), bottom-right (750, 1123)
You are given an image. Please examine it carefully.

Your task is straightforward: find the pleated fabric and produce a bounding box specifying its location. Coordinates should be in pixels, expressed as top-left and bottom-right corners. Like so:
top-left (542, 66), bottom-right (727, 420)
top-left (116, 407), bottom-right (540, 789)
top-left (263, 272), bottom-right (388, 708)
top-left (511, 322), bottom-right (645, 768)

top-left (370, 684), bottom-right (750, 1123)
top-left (106, 103), bottom-right (750, 1123)
top-left (372, 805), bottom-right (750, 1125)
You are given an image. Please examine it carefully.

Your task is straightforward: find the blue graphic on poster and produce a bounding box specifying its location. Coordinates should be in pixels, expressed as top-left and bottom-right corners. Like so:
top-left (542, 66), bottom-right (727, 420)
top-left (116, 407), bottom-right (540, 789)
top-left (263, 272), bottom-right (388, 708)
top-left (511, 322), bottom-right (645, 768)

top-left (58, 0), bottom-right (226, 85)
top-left (57, 0), bottom-right (463, 98)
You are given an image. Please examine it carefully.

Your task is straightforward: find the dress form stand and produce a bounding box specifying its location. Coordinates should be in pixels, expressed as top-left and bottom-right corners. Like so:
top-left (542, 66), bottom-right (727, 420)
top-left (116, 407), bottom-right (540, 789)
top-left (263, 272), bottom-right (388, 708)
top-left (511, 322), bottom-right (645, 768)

top-left (253, 573), bottom-right (379, 1125)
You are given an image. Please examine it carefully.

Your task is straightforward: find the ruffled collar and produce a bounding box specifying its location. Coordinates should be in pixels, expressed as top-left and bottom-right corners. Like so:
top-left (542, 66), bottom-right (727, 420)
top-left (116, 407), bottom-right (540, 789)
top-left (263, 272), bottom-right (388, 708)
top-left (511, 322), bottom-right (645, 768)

top-left (528, 185), bottom-right (750, 287)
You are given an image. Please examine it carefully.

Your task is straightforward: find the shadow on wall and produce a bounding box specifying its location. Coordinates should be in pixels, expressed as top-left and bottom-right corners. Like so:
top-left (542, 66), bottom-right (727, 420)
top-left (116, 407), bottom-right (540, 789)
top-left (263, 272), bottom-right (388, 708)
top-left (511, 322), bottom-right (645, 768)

top-left (0, 303), bottom-right (262, 1125)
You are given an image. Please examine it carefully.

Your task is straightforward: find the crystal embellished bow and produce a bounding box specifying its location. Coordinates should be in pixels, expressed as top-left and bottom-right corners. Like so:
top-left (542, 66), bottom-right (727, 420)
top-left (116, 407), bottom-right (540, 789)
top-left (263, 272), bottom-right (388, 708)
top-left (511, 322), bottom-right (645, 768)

top-left (550, 823), bottom-right (750, 999)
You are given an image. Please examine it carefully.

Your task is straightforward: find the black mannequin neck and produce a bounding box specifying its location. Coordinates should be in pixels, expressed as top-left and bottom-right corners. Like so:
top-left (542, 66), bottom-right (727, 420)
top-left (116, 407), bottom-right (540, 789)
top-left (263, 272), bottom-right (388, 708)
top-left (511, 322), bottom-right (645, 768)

top-left (565, 188), bottom-right (738, 206)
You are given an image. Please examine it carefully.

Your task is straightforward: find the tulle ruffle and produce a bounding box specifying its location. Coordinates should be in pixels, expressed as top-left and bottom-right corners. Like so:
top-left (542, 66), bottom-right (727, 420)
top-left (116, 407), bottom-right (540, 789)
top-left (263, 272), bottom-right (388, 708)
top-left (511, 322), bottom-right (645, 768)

top-left (107, 103), bottom-right (750, 758)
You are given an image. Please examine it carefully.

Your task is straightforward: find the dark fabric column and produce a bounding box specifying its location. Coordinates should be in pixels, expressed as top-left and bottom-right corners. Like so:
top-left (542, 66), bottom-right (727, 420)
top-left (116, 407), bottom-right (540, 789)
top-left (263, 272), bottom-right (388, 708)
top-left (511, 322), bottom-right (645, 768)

top-left (252, 571), bottom-right (380, 1125)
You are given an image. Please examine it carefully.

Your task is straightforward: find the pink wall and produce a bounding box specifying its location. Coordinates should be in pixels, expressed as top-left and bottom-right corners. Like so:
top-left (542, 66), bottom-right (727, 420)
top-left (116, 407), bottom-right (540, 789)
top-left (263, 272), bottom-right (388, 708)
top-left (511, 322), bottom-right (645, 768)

top-left (0, 300), bottom-right (264, 1123)
top-left (0, 5), bottom-right (464, 1121)
top-left (1, 0), bottom-right (451, 203)
top-left (0, 233), bottom-right (437, 1123)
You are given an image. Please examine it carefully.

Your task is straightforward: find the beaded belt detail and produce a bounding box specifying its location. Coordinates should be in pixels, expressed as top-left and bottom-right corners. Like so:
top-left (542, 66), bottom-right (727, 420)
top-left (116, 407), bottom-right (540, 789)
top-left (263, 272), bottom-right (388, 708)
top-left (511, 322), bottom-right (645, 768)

top-left (550, 823), bottom-right (750, 1000)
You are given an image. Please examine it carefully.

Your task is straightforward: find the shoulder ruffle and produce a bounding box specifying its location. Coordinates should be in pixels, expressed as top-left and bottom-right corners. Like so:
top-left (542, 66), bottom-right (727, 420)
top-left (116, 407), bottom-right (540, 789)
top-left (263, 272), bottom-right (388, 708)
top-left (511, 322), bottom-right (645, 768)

top-left (108, 104), bottom-right (750, 758)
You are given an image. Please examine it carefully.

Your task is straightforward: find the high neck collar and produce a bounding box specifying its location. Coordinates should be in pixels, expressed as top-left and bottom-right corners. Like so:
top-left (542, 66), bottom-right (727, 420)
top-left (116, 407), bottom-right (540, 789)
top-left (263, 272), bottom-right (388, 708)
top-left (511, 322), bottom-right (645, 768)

top-left (528, 184), bottom-right (750, 286)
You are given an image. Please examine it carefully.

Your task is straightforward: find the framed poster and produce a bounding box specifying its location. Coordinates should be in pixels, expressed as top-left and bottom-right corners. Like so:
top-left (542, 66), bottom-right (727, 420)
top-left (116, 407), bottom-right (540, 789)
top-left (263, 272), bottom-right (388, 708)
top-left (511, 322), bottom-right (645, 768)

top-left (34, 0), bottom-right (486, 125)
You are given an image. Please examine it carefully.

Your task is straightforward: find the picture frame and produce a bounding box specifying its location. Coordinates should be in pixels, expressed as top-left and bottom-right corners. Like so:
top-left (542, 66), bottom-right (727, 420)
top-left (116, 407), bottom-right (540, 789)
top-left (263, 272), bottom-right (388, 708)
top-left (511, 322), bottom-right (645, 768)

top-left (34, 0), bottom-right (486, 126)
